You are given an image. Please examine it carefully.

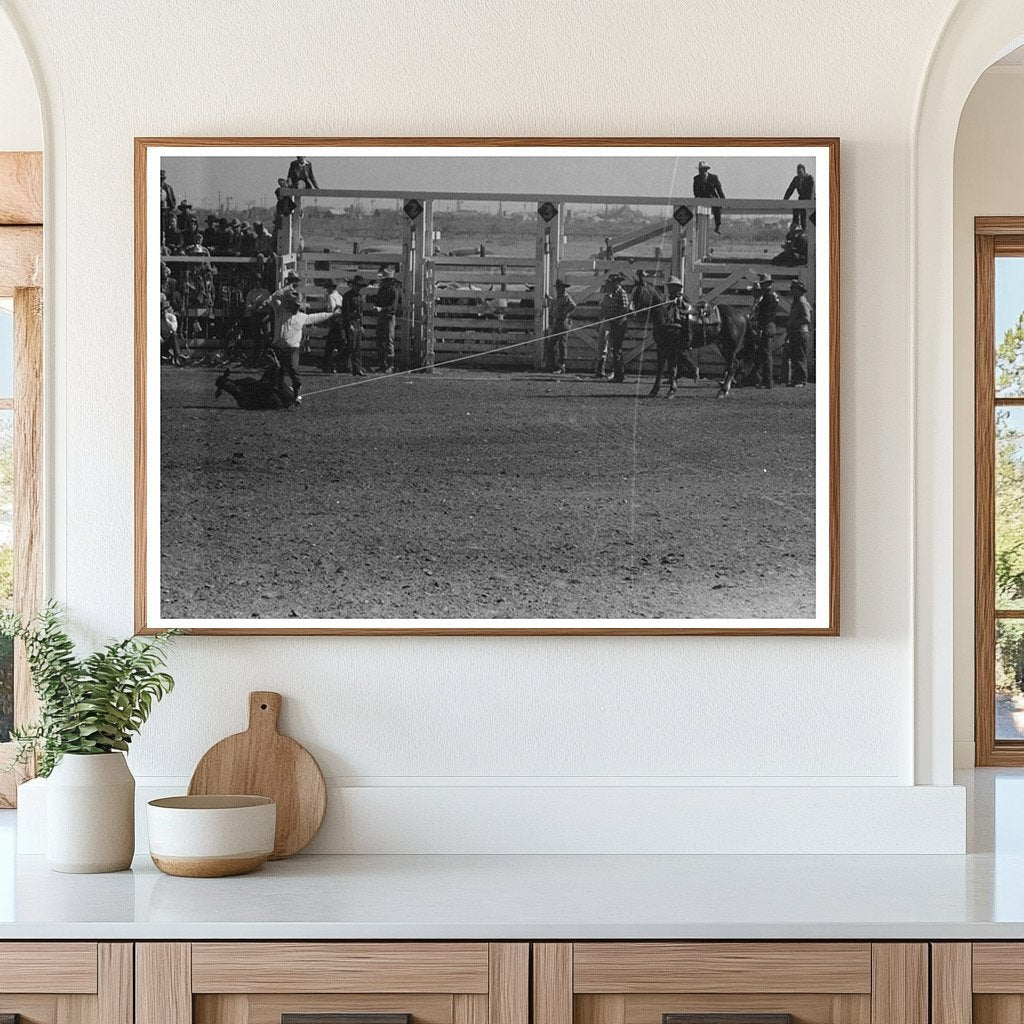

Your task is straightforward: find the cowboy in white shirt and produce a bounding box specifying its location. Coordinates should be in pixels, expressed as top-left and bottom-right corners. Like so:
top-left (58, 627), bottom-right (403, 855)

top-left (271, 292), bottom-right (338, 404)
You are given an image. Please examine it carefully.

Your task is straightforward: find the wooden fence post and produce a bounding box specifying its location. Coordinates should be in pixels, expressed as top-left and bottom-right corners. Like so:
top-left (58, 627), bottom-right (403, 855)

top-left (806, 205), bottom-right (817, 307)
top-left (400, 197), bottom-right (424, 369)
top-left (421, 199), bottom-right (434, 371)
top-left (290, 194), bottom-right (302, 254)
top-left (534, 202), bottom-right (562, 370)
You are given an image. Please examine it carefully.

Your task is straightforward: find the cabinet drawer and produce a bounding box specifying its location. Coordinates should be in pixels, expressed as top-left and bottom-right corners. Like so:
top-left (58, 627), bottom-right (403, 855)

top-left (140, 943), bottom-right (529, 1024)
top-left (572, 944), bottom-right (872, 994)
top-left (0, 942), bottom-right (99, 994)
top-left (533, 944), bottom-right (925, 1024)
top-left (0, 943), bottom-right (130, 1024)
top-left (191, 943), bottom-right (491, 994)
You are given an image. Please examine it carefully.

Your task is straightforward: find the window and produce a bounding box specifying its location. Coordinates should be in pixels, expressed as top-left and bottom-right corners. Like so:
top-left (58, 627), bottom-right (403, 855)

top-left (0, 151), bottom-right (42, 806)
top-left (975, 221), bottom-right (1024, 764)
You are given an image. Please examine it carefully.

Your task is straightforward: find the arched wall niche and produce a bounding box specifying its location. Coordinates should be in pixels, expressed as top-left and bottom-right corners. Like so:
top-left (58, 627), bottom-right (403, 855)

top-left (914, 1), bottom-right (1024, 784)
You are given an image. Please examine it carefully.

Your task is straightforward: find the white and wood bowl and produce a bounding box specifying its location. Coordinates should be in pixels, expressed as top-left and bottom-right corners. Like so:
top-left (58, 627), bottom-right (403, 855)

top-left (147, 795), bottom-right (276, 877)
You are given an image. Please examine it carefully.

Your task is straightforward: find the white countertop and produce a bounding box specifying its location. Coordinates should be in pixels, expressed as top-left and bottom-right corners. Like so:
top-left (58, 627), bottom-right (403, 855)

top-left (0, 849), bottom-right (1023, 940)
top-left (1, 769), bottom-right (1022, 941)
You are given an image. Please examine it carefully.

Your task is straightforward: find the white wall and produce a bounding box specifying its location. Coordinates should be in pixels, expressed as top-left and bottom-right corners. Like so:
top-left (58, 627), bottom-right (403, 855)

top-left (0, 0), bottom-right (976, 852)
top-left (0, 8), bottom-right (39, 151)
top-left (952, 65), bottom-right (1024, 767)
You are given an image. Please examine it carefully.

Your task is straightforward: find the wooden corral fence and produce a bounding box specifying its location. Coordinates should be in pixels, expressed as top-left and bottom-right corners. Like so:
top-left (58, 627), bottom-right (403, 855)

top-left (161, 254), bottom-right (272, 339)
top-left (278, 188), bottom-right (816, 375)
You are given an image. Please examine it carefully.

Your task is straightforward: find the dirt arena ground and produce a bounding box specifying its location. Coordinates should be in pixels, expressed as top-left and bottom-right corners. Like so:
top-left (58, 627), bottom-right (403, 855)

top-left (159, 366), bottom-right (817, 621)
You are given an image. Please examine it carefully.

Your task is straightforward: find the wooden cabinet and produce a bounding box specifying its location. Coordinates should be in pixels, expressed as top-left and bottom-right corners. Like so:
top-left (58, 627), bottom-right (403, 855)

top-left (0, 943), bottom-right (131, 1024)
top-left (0, 938), bottom-right (951, 1024)
top-left (136, 944), bottom-right (528, 1024)
top-left (932, 943), bottom-right (1024, 1024)
top-left (532, 944), bottom-right (928, 1024)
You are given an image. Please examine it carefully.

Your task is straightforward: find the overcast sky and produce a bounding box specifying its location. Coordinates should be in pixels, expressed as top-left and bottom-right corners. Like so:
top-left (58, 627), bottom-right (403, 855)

top-left (161, 153), bottom-right (818, 210)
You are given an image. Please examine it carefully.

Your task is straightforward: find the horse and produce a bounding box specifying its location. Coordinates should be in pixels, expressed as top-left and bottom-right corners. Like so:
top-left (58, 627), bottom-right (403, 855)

top-left (688, 303), bottom-right (753, 397)
top-left (214, 351), bottom-right (298, 409)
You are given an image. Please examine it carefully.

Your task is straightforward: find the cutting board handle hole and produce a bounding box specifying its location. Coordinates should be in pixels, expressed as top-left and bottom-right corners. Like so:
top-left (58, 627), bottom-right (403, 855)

top-left (260, 703), bottom-right (268, 710)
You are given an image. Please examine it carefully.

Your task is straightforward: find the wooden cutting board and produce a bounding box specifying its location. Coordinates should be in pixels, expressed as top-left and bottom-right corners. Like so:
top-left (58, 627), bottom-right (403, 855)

top-left (188, 691), bottom-right (326, 859)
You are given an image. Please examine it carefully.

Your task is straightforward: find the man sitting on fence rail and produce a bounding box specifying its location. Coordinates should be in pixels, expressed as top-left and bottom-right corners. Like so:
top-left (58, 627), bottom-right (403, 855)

top-left (287, 155), bottom-right (319, 190)
top-left (783, 163), bottom-right (815, 231)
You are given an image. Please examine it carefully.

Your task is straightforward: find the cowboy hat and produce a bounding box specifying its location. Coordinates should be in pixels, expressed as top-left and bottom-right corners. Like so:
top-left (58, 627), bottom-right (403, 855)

top-left (350, 275), bottom-right (369, 287)
top-left (376, 266), bottom-right (395, 278)
top-left (554, 278), bottom-right (569, 288)
top-left (698, 161), bottom-right (711, 171)
top-left (667, 275), bottom-right (683, 287)
top-left (789, 280), bottom-right (808, 292)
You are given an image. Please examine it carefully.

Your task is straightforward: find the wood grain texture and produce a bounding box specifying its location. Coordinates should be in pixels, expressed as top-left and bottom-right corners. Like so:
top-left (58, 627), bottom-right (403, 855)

top-left (136, 943), bottom-right (192, 1024)
top-left (0, 226), bottom-right (42, 295)
top-left (0, 152), bottom-right (42, 225)
top-left (573, 943), bottom-right (871, 994)
top-left (971, 944), bottom-right (1024, 992)
top-left (0, 998), bottom-right (58, 1024)
top-left (191, 942), bottom-right (489, 994)
top-left (0, 286), bottom-right (44, 806)
top-left (623, 994), bottom-right (868, 1024)
top-left (0, 943), bottom-right (97, 993)
top-left (133, 135), bottom-right (148, 635)
top-left (97, 945), bottom-right (133, 1024)
top-left (188, 691), bottom-right (326, 859)
top-left (196, 995), bottom-right (248, 1024)
top-left (454, 994), bottom-right (487, 1024)
top-left (488, 944), bottom-right (528, 1024)
top-left (534, 945), bottom-right (572, 1024)
top-left (282, 1016), bottom-right (410, 1024)
top-left (662, 1016), bottom-right (792, 1024)
top-left (931, 945), bottom-right (971, 1024)
top-left (976, 230), bottom-right (998, 765)
top-left (869, 945), bottom-right (927, 1024)
top-left (134, 135), bottom-right (840, 637)
top-left (14, 286), bottom-right (43, 719)
top-left (973, 995), bottom-right (1024, 1024)
top-left (151, 853), bottom-right (269, 877)
top-left (576, 996), bottom-right (626, 1024)
top-left (978, 217), bottom-right (1024, 236)
top-left (57, 992), bottom-right (95, 1024)
top-left (242, 994), bottom-right (451, 1024)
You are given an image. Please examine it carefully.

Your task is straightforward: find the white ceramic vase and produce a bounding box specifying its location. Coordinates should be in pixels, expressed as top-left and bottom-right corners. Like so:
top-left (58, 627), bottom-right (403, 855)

top-left (46, 752), bottom-right (136, 873)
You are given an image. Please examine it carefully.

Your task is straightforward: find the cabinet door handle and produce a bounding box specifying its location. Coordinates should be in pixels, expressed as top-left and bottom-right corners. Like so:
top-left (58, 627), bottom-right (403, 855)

top-left (664, 1015), bottom-right (795, 1024)
top-left (283, 1015), bottom-right (411, 1024)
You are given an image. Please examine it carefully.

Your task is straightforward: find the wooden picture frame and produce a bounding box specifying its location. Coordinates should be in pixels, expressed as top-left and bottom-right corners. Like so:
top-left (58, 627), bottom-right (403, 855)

top-left (136, 137), bottom-right (840, 636)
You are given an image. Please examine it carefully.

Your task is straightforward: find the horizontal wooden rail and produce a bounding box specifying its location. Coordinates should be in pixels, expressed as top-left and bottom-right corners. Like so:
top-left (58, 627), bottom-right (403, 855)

top-left (281, 188), bottom-right (816, 210)
top-left (162, 255), bottom-right (266, 264)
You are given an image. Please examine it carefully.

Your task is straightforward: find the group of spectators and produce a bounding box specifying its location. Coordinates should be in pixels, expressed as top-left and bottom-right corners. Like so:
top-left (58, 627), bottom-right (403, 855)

top-left (160, 170), bottom-right (276, 259)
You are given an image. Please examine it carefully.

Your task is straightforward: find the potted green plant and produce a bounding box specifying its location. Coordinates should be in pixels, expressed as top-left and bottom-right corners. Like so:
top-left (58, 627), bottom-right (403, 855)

top-left (2, 603), bottom-right (178, 873)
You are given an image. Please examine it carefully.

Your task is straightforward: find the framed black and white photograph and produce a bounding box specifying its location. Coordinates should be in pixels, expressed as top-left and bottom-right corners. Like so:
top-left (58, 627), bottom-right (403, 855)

top-left (135, 137), bottom-right (839, 635)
